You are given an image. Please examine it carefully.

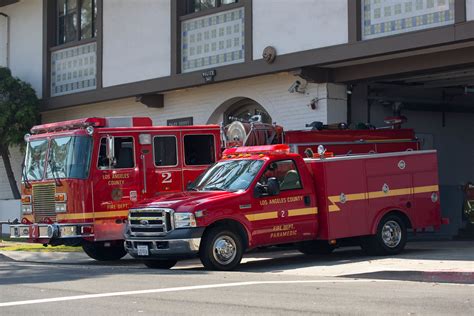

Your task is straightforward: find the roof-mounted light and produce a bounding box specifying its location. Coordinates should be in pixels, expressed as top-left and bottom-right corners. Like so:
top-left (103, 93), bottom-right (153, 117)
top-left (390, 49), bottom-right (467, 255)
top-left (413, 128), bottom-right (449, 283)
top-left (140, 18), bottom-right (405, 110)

top-left (223, 144), bottom-right (290, 156)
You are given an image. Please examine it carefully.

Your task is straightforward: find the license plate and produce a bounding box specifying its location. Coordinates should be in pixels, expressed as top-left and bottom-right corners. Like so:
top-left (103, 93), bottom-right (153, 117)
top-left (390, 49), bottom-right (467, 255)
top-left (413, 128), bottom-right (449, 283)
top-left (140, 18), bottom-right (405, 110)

top-left (137, 245), bottom-right (149, 256)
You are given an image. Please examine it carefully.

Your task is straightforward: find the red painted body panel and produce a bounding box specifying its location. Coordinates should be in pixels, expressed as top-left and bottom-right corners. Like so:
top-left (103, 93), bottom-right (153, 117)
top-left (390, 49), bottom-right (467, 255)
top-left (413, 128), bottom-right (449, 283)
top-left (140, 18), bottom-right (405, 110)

top-left (134, 149), bottom-right (442, 251)
top-left (19, 123), bottom-right (221, 244)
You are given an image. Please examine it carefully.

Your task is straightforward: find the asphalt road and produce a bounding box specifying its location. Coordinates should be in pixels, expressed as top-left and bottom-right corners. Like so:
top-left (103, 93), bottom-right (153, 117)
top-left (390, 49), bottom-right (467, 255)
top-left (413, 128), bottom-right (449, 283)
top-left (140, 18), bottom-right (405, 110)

top-left (0, 247), bottom-right (473, 315)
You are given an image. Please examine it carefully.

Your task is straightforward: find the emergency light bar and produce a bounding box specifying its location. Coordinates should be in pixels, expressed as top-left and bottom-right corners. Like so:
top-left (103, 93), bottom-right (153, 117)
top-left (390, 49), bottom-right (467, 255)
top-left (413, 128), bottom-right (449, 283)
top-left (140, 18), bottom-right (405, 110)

top-left (223, 144), bottom-right (290, 156)
top-left (30, 117), bottom-right (152, 134)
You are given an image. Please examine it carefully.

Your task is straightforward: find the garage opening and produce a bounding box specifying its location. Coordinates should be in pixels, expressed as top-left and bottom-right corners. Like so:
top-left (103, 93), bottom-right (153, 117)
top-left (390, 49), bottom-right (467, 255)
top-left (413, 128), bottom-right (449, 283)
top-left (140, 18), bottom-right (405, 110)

top-left (350, 67), bottom-right (474, 238)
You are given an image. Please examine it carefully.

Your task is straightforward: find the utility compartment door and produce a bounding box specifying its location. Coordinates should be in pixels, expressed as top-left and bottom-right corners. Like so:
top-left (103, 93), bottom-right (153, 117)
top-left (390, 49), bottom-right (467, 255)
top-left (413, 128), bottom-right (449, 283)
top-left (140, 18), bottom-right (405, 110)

top-left (320, 158), bottom-right (368, 239)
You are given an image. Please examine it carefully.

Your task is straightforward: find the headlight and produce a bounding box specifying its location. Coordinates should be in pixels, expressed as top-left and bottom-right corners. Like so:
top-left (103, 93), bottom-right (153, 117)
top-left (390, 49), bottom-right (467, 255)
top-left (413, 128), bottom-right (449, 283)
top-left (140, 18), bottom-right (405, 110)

top-left (174, 212), bottom-right (197, 228)
top-left (21, 204), bottom-right (32, 214)
top-left (55, 203), bottom-right (67, 213)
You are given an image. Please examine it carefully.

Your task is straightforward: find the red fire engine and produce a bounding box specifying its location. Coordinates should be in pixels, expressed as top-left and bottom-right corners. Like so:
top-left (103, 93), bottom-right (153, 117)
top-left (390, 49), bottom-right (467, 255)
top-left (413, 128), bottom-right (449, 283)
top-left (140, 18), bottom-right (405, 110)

top-left (10, 117), bottom-right (221, 260)
top-left (10, 115), bottom-right (421, 261)
top-left (124, 144), bottom-right (446, 270)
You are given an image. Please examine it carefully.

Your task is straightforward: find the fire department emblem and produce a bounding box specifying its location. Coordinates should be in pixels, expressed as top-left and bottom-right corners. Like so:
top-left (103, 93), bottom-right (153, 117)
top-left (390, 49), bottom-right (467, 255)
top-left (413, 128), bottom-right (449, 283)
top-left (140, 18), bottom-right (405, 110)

top-left (111, 188), bottom-right (123, 201)
top-left (382, 184), bottom-right (390, 194)
top-left (398, 160), bottom-right (406, 170)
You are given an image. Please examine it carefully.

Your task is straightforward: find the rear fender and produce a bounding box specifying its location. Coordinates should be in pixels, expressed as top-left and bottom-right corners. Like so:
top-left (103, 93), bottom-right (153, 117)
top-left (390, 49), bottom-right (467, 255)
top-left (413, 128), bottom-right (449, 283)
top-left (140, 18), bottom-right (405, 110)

top-left (370, 208), bottom-right (412, 235)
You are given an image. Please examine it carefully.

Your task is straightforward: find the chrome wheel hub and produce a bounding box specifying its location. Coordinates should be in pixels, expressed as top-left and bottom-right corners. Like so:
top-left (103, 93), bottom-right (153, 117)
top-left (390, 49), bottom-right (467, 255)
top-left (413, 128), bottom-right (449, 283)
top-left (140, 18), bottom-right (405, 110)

top-left (381, 220), bottom-right (402, 248)
top-left (213, 235), bottom-right (237, 265)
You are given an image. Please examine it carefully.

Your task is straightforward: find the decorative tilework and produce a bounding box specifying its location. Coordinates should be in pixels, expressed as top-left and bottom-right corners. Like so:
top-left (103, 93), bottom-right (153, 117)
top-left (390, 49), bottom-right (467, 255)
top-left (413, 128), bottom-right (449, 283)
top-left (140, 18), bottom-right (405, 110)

top-left (181, 7), bottom-right (245, 73)
top-left (362, 0), bottom-right (455, 40)
top-left (51, 42), bottom-right (97, 97)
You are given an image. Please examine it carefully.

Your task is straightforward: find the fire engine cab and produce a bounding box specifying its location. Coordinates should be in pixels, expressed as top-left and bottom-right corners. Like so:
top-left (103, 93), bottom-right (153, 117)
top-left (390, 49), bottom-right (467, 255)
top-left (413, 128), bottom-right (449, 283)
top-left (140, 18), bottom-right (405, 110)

top-left (10, 117), bottom-right (221, 260)
top-left (124, 144), bottom-right (445, 270)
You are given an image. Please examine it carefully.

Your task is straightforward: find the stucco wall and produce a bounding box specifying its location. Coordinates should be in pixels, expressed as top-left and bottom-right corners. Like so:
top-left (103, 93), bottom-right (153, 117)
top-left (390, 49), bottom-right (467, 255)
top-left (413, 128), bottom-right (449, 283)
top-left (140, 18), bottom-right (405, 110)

top-left (0, 0), bottom-right (43, 97)
top-left (252, 0), bottom-right (348, 60)
top-left (467, 0), bottom-right (474, 21)
top-left (102, 0), bottom-right (171, 87)
top-left (42, 73), bottom-right (345, 130)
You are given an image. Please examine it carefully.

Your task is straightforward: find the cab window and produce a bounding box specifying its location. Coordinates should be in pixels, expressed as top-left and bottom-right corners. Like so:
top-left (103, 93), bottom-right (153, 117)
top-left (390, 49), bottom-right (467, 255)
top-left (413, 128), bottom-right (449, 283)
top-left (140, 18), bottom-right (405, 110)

top-left (259, 160), bottom-right (302, 191)
top-left (154, 136), bottom-right (178, 166)
top-left (184, 134), bottom-right (215, 165)
top-left (98, 136), bottom-right (135, 169)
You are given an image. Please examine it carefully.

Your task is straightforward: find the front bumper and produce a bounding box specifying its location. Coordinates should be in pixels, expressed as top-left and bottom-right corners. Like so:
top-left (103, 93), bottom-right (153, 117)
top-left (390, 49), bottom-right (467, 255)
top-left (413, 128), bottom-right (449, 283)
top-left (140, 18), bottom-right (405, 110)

top-left (10, 223), bottom-right (94, 240)
top-left (125, 227), bottom-right (205, 259)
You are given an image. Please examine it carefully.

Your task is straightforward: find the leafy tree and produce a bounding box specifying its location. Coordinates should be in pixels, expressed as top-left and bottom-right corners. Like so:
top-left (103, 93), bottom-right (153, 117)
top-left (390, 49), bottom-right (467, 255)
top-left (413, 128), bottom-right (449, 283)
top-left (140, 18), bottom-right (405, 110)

top-left (0, 67), bottom-right (40, 199)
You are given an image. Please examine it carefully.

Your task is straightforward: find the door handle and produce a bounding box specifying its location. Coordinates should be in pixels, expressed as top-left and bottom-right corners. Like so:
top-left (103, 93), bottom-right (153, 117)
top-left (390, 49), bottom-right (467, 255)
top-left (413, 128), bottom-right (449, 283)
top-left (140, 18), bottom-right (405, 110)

top-left (304, 196), bottom-right (311, 206)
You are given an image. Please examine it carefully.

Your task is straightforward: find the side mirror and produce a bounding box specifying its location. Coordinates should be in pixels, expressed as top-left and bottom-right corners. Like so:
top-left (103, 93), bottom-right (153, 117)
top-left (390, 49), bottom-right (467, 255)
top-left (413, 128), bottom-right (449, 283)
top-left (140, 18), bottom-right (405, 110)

top-left (267, 177), bottom-right (280, 196)
top-left (106, 135), bottom-right (114, 161)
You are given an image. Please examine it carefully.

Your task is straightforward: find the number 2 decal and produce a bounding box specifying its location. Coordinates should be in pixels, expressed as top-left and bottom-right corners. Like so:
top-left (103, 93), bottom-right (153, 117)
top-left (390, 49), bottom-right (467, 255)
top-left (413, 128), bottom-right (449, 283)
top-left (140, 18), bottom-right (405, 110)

top-left (161, 172), bottom-right (172, 183)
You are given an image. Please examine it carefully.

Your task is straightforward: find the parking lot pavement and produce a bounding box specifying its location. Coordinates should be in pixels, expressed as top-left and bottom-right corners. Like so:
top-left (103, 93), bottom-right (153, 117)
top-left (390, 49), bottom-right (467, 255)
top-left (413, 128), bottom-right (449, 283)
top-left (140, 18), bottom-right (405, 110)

top-left (1, 240), bottom-right (473, 283)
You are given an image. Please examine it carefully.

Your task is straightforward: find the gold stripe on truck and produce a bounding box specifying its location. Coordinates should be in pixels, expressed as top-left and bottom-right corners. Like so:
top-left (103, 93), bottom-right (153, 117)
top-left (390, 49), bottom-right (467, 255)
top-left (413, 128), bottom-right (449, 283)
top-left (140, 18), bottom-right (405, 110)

top-left (56, 210), bottom-right (129, 220)
top-left (328, 184), bottom-right (439, 212)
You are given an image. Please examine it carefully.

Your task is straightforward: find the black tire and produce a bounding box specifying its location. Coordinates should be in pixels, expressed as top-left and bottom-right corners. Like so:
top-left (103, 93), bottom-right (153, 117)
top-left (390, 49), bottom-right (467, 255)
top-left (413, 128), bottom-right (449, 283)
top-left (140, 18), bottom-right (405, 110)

top-left (143, 260), bottom-right (177, 269)
top-left (361, 214), bottom-right (407, 256)
top-left (199, 227), bottom-right (244, 271)
top-left (297, 240), bottom-right (335, 255)
top-left (82, 241), bottom-right (127, 261)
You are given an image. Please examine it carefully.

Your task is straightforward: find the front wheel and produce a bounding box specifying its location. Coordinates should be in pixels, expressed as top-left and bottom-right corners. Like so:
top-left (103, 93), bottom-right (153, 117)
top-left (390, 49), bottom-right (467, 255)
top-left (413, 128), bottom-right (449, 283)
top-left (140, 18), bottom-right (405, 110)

top-left (143, 260), bottom-right (177, 269)
top-left (361, 214), bottom-right (407, 256)
top-left (199, 227), bottom-right (243, 271)
top-left (82, 241), bottom-right (127, 261)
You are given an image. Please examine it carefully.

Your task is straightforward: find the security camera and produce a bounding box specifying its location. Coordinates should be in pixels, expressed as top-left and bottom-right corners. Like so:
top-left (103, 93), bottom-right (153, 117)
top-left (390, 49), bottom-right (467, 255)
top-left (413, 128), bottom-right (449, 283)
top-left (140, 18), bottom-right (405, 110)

top-left (288, 80), bottom-right (307, 94)
top-left (288, 80), bottom-right (301, 93)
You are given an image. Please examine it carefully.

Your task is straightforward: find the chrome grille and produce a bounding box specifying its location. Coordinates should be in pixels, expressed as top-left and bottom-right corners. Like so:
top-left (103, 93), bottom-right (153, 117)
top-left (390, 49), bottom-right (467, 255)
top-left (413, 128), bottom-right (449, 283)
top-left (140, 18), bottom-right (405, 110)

top-left (128, 208), bottom-right (172, 237)
top-left (33, 183), bottom-right (56, 222)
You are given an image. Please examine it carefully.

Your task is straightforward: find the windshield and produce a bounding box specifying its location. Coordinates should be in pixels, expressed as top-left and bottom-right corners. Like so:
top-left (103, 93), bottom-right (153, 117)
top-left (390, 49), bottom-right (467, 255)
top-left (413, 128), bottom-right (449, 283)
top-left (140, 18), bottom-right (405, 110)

top-left (25, 139), bottom-right (48, 181)
top-left (192, 159), bottom-right (264, 192)
top-left (46, 136), bottom-right (92, 179)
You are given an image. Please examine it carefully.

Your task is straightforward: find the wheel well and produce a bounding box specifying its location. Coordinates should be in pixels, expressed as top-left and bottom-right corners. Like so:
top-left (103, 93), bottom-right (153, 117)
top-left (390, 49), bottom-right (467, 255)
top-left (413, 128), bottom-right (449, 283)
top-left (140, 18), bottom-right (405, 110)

top-left (203, 219), bottom-right (249, 249)
top-left (382, 210), bottom-right (413, 229)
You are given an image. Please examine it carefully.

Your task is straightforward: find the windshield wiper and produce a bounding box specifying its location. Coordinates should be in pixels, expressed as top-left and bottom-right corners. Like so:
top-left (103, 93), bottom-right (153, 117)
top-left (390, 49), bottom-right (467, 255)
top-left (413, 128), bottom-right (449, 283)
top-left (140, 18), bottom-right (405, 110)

top-left (202, 186), bottom-right (227, 191)
top-left (21, 159), bottom-right (31, 189)
top-left (48, 158), bottom-right (62, 186)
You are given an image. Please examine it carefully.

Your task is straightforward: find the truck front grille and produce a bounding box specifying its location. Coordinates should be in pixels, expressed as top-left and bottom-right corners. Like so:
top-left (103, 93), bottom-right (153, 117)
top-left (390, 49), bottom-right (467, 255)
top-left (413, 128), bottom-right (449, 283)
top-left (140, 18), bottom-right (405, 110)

top-left (128, 208), bottom-right (172, 237)
top-left (33, 183), bottom-right (56, 222)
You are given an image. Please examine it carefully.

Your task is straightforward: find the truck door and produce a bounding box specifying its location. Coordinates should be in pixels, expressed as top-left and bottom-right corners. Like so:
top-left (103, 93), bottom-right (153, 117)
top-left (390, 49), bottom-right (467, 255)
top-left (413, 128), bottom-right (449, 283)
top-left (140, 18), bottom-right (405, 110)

top-left (93, 135), bottom-right (140, 241)
top-left (152, 134), bottom-right (182, 194)
top-left (250, 159), bottom-right (316, 246)
top-left (181, 133), bottom-right (218, 190)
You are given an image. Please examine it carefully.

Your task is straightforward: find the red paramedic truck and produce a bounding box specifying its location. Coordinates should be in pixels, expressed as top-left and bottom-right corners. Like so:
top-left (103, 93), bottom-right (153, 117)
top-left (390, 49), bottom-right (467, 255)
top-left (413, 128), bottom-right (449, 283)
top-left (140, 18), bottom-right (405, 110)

top-left (124, 144), bottom-right (446, 270)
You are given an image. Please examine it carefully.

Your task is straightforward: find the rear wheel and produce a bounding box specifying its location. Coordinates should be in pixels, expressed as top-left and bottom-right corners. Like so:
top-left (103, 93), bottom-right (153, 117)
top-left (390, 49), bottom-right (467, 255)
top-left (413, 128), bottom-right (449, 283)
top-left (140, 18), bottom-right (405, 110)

top-left (361, 214), bottom-right (407, 256)
top-left (82, 241), bottom-right (127, 261)
top-left (199, 227), bottom-right (243, 271)
top-left (143, 260), bottom-right (177, 269)
top-left (297, 240), bottom-right (335, 255)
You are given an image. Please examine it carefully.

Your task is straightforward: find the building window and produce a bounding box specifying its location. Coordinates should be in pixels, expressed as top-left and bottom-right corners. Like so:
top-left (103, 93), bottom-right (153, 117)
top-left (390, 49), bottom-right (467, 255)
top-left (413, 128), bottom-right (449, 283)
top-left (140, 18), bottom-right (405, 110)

top-left (361, 0), bottom-right (455, 40)
top-left (57, 0), bottom-right (97, 45)
top-left (185, 0), bottom-right (238, 14)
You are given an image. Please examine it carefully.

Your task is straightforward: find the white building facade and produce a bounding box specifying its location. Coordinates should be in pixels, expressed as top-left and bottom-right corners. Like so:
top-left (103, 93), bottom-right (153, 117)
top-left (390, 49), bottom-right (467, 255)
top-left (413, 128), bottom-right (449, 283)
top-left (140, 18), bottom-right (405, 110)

top-left (1, 0), bottom-right (474, 237)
